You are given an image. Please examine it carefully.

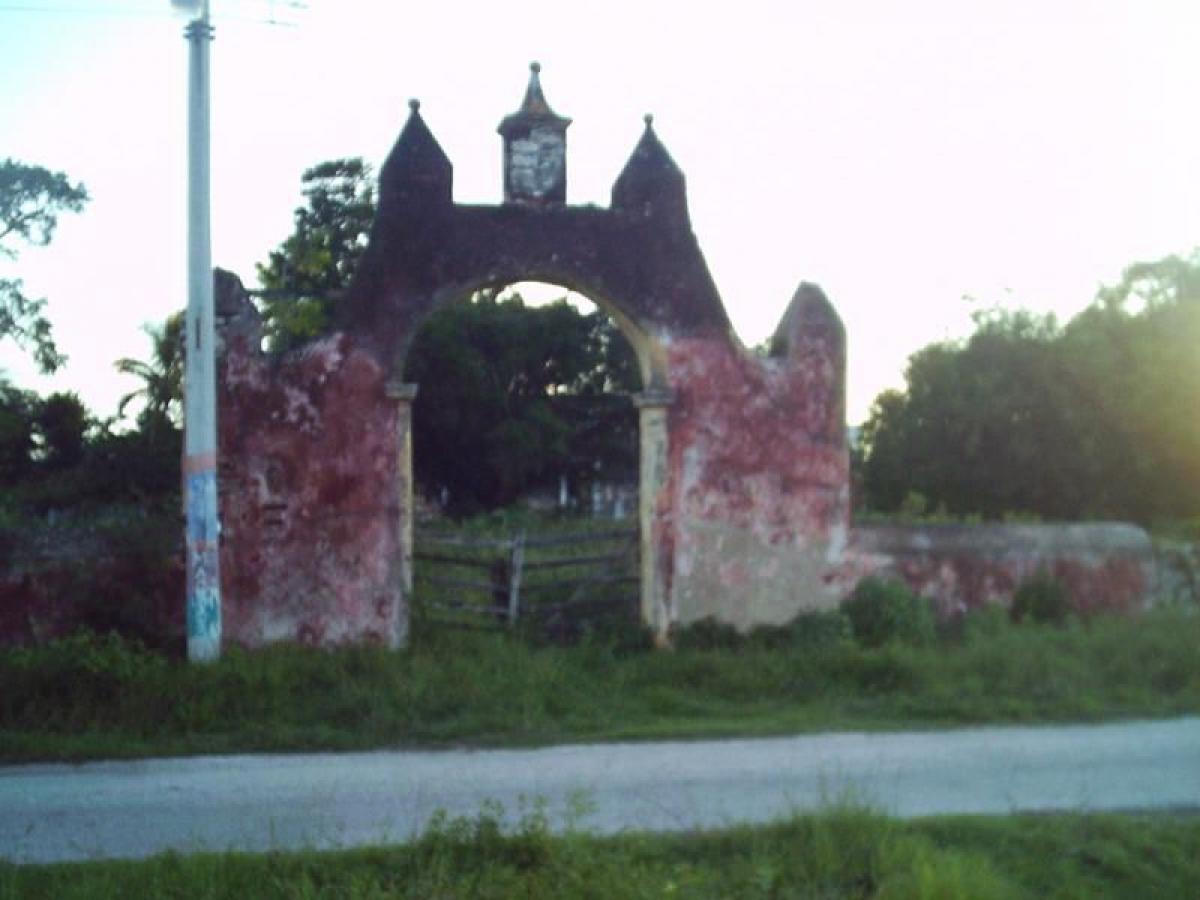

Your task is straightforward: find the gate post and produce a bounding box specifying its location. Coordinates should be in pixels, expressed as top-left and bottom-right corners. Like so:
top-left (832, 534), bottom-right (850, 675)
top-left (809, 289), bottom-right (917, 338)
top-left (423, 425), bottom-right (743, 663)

top-left (633, 390), bottom-right (674, 644)
top-left (386, 379), bottom-right (419, 647)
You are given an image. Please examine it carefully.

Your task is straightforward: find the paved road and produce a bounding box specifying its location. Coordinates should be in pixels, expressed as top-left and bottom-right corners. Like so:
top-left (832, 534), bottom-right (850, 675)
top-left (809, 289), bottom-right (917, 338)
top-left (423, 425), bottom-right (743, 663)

top-left (2, 717), bottom-right (1198, 864)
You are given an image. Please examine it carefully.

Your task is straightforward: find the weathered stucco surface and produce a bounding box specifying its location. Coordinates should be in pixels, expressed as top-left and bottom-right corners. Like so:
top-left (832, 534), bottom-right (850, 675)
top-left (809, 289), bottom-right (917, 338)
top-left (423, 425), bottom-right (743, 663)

top-left (216, 277), bottom-right (406, 647)
top-left (658, 307), bottom-right (850, 629)
top-left (841, 522), bottom-right (1156, 619)
top-left (0, 552), bottom-right (182, 648)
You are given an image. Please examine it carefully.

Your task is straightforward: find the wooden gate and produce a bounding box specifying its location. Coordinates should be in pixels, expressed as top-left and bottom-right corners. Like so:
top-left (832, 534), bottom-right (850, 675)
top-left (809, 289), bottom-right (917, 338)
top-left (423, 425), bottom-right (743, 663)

top-left (412, 526), bottom-right (639, 632)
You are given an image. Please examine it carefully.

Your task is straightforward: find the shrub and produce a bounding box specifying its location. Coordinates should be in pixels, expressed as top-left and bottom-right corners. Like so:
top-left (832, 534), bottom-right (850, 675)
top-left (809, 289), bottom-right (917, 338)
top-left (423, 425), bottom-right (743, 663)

top-left (0, 631), bottom-right (166, 725)
top-left (746, 610), bottom-right (853, 650)
top-left (575, 613), bottom-right (654, 655)
top-left (671, 617), bottom-right (742, 651)
top-left (842, 578), bottom-right (935, 648)
top-left (1011, 572), bottom-right (1070, 625)
top-left (675, 611), bottom-right (854, 653)
top-left (960, 603), bottom-right (1012, 643)
top-left (786, 610), bottom-right (854, 647)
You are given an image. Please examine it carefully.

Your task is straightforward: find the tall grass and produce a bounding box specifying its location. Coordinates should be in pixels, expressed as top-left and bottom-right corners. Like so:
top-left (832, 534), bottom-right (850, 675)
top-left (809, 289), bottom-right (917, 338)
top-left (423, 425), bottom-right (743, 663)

top-left (3, 806), bottom-right (1198, 898)
top-left (1, 606), bottom-right (1197, 763)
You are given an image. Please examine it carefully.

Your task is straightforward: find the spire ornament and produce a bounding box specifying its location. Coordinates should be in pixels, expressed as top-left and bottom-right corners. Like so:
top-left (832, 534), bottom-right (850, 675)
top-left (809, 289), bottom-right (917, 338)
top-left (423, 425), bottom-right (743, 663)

top-left (498, 62), bottom-right (572, 205)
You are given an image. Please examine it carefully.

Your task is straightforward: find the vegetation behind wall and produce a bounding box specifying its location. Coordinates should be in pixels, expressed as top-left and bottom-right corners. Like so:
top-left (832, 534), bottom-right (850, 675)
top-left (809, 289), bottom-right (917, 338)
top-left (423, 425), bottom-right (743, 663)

top-left (856, 250), bottom-right (1200, 525)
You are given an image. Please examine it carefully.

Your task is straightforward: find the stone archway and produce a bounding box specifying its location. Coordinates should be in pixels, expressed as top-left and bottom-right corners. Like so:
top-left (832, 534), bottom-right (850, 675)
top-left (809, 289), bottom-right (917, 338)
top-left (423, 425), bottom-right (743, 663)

top-left (214, 66), bottom-right (850, 648)
top-left (390, 273), bottom-right (663, 633)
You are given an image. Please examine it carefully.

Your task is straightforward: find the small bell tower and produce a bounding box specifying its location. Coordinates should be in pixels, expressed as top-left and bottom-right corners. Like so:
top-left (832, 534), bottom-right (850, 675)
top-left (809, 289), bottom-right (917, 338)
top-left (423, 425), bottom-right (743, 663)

top-left (498, 62), bottom-right (572, 206)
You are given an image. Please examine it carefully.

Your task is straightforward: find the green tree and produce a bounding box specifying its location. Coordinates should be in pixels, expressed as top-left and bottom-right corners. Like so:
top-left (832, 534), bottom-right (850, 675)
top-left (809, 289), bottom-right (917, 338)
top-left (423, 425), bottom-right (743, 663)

top-left (559, 311), bottom-right (641, 488)
top-left (114, 311), bottom-right (184, 436)
top-left (859, 249), bottom-right (1200, 524)
top-left (403, 291), bottom-right (639, 513)
top-left (35, 391), bottom-right (88, 471)
top-left (256, 158), bottom-right (374, 351)
top-left (856, 389), bottom-right (911, 512)
top-left (860, 310), bottom-right (1076, 518)
top-left (0, 379), bottom-right (37, 484)
top-left (0, 159), bottom-right (88, 372)
top-left (1059, 250), bottom-right (1200, 519)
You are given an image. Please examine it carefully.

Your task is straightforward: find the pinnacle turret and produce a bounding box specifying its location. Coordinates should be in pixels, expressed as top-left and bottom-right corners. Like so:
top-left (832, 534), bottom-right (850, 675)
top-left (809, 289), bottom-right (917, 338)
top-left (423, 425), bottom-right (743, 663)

top-left (379, 99), bottom-right (453, 208)
top-left (498, 63), bottom-right (572, 205)
top-left (612, 114), bottom-right (688, 222)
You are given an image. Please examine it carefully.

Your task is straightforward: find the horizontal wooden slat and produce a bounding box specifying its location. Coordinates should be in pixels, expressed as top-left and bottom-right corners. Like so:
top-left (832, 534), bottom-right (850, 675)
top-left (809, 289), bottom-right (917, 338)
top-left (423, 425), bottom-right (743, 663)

top-left (530, 592), bottom-right (639, 615)
top-left (416, 574), bottom-right (498, 593)
top-left (522, 552), bottom-right (632, 570)
top-left (414, 617), bottom-right (503, 632)
top-left (412, 551), bottom-right (496, 569)
top-left (417, 530), bottom-right (635, 550)
top-left (521, 574), bottom-right (639, 594)
top-left (522, 529), bottom-right (637, 548)
top-left (421, 599), bottom-right (509, 616)
top-left (416, 533), bottom-right (515, 549)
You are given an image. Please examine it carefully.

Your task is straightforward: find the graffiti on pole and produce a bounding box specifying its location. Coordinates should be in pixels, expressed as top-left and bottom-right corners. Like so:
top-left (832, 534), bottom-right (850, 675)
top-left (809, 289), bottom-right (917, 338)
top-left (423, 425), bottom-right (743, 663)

top-left (185, 466), bottom-right (221, 644)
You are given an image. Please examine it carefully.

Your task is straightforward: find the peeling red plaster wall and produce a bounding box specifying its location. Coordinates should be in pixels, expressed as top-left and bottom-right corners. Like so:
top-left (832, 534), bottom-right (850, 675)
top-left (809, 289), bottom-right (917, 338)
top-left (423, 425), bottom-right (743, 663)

top-left (0, 557), bottom-right (183, 648)
top-left (660, 336), bottom-right (850, 628)
top-left (218, 328), bottom-right (404, 648)
top-left (645, 330), bottom-right (1154, 630)
top-left (836, 523), bottom-right (1155, 620)
top-left (212, 304), bottom-right (1158, 643)
top-left (666, 337), bottom-right (847, 536)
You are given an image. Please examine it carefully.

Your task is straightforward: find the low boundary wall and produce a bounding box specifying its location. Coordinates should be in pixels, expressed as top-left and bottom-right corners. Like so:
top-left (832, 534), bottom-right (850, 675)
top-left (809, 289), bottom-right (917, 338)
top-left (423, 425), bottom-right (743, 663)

top-left (843, 522), bottom-right (1158, 619)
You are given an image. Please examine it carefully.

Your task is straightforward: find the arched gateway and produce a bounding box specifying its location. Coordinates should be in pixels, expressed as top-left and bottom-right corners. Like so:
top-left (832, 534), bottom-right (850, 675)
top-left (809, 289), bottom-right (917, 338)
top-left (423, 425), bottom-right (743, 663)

top-left (214, 65), bottom-right (850, 647)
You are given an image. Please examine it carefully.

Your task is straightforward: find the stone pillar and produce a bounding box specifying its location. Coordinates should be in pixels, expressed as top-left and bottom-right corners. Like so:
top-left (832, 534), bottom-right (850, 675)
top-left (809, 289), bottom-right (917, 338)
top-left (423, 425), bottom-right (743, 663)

top-left (633, 390), bottom-right (673, 643)
top-left (386, 379), bottom-right (419, 647)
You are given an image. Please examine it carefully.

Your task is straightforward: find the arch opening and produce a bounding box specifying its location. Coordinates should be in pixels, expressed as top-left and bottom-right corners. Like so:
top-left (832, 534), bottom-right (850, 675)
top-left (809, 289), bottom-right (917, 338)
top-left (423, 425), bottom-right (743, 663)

top-left (400, 280), bottom-right (643, 521)
top-left (397, 279), bottom-right (652, 637)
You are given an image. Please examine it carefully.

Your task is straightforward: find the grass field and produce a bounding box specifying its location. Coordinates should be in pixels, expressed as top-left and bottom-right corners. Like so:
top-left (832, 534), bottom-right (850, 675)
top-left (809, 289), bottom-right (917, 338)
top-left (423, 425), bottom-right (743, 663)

top-left (3, 806), bottom-right (1198, 898)
top-left (2, 604), bottom-right (1197, 763)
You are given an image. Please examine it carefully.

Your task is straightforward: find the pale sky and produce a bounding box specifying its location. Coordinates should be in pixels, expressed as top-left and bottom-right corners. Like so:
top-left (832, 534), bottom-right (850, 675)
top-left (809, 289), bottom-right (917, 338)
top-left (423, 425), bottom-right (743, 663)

top-left (1, 0), bottom-right (1197, 424)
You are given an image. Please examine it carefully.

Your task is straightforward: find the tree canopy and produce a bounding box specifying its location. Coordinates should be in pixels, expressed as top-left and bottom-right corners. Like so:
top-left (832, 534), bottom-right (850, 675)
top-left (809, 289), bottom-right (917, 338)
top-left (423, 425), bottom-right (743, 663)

top-left (858, 249), bottom-right (1200, 524)
top-left (114, 311), bottom-right (184, 437)
top-left (0, 159), bottom-right (88, 373)
top-left (0, 377), bottom-right (181, 513)
top-left (403, 290), bottom-right (639, 514)
top-left (255, 158), bottom-right (374, 352)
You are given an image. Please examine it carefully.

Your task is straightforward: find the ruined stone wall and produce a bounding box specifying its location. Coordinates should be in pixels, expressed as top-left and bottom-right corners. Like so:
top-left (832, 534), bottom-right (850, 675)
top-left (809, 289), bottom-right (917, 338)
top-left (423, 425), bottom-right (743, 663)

top-left (657, 286), bottom-right (850, 630)
top-left (0, 546), bottom-right (182, 649)
top-left (840, 522), bottom-right (1157, 619)
top-left (210, 267), bottom-right (1164, 645)
top-left (216, 277), bottom-right (407, 648)
top-left (200, 81), bottom-right (1174, 648)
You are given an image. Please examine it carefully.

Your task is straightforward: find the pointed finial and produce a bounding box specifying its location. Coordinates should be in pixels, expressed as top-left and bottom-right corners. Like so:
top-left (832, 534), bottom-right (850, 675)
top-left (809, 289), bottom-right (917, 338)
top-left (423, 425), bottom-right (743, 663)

top-left (499, 60), bottom-right (571, 136)
top-left (408, 98), bottom-right (421, 113)
top-left (644, 113), bottom-right (654, 127)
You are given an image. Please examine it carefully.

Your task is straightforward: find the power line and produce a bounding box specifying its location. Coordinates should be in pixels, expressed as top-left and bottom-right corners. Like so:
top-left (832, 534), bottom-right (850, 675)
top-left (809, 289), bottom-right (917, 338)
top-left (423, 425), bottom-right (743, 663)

top-left (0, 1), bottom-right (306, 24)
top-left (0, 3), bottom-right (174, 16)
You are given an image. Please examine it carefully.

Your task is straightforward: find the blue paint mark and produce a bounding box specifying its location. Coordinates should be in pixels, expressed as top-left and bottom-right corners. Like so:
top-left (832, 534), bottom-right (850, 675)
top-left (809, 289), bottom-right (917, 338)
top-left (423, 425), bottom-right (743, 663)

top-left (188, 589), bottom-right (220, 639)
top-left (186, 470), bottom-right (216, 544)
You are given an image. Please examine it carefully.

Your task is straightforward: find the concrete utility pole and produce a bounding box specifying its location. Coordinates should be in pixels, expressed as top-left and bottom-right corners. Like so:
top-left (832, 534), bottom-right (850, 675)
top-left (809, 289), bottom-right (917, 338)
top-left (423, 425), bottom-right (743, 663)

top-left (177, 0), bottom-right (221, 661)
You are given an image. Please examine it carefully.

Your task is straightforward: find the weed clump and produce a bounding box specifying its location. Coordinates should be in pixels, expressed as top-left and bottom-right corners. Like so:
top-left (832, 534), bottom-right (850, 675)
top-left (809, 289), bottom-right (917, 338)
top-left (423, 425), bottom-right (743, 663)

top-left (1011, 572), bottom-right (1070, 625)
top-left (0, 630), bottom-right (166, 724)
top-left (671, 610), bottom-right (853, 652)
top-left (671, 618), bottom-right (742, 651)
top-left (842, 578), bottom-right (935, 648)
